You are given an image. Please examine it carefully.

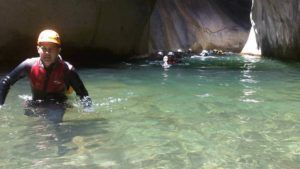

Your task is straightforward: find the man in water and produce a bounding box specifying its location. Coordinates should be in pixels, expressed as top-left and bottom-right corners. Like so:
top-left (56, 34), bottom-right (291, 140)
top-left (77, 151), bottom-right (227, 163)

top-left (0, 29), bottom-right (92, 122)
top-left (162, 55), bottom-right (171, 69)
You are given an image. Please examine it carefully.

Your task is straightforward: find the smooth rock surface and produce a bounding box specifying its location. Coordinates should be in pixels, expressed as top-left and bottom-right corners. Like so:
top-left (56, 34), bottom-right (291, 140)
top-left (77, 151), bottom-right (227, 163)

top-left (150, 0), bottom-right (251, 53)
top-left (251, 0), bottom-right (300, 59)
top-left (0, 0), bottom-right (155, 66)
top-left (2, 0), bottom-right (299, 65)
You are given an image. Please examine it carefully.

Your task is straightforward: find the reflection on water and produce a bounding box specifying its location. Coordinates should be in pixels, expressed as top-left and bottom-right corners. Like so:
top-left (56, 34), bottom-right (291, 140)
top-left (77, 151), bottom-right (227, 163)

top-left (1, 54), bottom-right (300, 168)
top-left (240, 55), bottom-right (260, 103)
top-left (161, 68), bottom-right (169, 85)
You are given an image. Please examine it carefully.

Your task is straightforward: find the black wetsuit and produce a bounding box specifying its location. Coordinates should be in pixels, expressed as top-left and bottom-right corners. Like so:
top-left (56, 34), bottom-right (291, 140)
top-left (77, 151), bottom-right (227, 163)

top-left (0, 57), bottom-right (92, 107)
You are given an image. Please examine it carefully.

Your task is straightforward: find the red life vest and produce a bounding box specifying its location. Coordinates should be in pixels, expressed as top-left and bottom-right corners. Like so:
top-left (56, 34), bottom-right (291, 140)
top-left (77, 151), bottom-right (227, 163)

top-left (29, 59), bottom-right (66, 93)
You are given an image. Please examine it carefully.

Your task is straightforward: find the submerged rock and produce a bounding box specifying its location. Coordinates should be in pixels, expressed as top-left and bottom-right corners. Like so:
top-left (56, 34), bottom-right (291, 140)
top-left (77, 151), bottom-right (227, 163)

top-left (72, 136), bottom-right (87, 154)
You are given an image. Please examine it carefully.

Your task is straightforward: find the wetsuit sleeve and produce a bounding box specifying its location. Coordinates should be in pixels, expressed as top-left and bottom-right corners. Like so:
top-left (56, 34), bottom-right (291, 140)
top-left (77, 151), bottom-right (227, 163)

top-left (0, 59), bottom-right (30, 105)
top-left (68, 69), bottom-right (92, 108)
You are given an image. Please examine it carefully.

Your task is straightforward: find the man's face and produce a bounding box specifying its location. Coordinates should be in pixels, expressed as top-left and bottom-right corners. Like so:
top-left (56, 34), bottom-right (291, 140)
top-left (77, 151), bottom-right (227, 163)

top-left (37, 42), bottom-right (61, 67)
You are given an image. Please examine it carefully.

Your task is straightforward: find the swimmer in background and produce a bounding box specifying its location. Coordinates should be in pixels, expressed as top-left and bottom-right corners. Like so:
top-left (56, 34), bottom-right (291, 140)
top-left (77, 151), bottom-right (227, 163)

top-left (162, 56), bottom-right (171, 69)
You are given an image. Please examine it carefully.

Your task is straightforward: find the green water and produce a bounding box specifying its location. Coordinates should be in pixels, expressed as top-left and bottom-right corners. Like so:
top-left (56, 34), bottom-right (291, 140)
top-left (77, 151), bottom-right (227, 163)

top-left (1, 54), bottom-right (300, 168)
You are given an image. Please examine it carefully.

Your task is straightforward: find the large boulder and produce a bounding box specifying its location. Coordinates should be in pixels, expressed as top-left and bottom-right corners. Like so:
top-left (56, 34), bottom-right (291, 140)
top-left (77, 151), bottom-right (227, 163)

top-left (251, 0), bottom-right (300, 59)
top-left (150, 0), bottom-right (252, 53)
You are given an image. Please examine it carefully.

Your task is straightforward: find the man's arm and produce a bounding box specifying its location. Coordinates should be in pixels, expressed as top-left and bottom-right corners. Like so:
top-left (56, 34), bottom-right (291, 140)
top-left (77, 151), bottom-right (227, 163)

top-left (68, 69), bottom-right (92, 109)
top-left (0, 59), bottom-right (30, 105)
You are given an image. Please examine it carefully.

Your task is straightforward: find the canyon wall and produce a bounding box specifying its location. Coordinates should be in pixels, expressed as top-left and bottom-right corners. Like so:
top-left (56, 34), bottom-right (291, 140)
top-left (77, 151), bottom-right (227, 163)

top-left (150, 0), bottom-right (251, 53)
top-left (0, 0), bottom-right (155, 65)
top-left (1, 0), bottom-right (299, 65)
top-left (251, 0), bottom-right (300, 59)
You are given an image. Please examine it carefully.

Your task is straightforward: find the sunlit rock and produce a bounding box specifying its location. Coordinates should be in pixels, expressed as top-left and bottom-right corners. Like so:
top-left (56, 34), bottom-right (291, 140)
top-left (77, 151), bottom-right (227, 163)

top-left (241, 5), bottom-right (261, 56)
top-left (241, 27), bottom-right (261, 56)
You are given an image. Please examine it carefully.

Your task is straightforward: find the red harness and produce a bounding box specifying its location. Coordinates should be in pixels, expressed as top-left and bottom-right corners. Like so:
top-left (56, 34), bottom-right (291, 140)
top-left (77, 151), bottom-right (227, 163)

top-left (29, 59), bottom-right (66, 93)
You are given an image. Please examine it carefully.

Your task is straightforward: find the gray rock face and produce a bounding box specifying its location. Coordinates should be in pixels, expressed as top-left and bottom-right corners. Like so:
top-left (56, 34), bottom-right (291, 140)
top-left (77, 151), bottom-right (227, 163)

top-left (1, 0), bottom-right (299, 64)
top-left (251, 0), bottom-right (300, 59)
top-left (0, 0), bottom-right (155, 65)
top-left (150, 0), bottom-right (251, 53)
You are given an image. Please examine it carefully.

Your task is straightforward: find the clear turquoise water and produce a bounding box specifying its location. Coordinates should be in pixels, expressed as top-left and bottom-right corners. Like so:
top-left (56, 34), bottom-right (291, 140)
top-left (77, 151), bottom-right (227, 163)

top-left (1, 54), bottom-right (300, 168)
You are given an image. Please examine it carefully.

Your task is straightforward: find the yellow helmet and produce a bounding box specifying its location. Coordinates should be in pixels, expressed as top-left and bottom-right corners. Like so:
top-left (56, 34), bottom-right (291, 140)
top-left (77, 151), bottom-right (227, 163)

top-left (37, 29), bottom-right (61, 45)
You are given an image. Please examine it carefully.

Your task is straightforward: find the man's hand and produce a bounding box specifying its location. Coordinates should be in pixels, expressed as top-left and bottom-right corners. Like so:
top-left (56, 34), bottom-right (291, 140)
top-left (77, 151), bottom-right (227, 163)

top-left (81, 96), bottom-right (93, 113)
